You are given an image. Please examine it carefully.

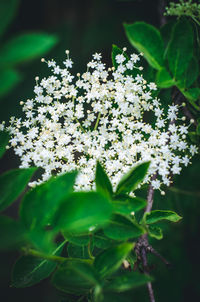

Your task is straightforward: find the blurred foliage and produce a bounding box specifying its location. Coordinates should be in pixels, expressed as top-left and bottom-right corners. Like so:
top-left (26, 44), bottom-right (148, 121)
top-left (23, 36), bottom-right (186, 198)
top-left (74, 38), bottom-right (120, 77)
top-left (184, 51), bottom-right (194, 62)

top-left (0, 0), bottom-right (200, 301)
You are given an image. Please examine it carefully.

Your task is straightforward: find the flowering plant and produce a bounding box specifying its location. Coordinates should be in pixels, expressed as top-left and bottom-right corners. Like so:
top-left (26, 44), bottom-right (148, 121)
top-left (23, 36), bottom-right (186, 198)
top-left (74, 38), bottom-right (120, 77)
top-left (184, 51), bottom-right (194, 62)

top-left (0, 1), bottom-right (200, 302)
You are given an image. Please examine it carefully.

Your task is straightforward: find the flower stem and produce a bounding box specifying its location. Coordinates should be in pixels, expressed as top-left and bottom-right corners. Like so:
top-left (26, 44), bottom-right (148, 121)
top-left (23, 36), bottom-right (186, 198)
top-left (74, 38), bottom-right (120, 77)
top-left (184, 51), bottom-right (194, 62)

top-left (94, 112), bottom-right (101, 131)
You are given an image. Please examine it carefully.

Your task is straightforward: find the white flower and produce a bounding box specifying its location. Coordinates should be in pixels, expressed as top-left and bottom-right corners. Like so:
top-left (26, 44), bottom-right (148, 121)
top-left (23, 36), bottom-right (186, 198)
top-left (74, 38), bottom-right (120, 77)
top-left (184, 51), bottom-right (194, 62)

top-left (2, 49), bottom-right (197, 191)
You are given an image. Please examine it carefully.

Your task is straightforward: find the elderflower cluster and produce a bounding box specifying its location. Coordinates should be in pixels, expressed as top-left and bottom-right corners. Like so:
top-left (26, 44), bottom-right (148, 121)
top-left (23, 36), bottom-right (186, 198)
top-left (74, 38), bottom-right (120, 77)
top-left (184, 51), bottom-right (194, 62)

top-left (165, 0), bottom-right (200, 23)
top-left (1, 50), bottom-right (198, 191)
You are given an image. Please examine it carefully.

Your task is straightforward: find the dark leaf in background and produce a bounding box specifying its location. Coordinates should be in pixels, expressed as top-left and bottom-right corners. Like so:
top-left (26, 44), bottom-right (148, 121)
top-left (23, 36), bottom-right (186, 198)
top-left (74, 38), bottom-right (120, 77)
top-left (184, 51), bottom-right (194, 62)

top-left (0, 69), bottom-right (22, 97)
top-left (51, 259), bottom-right (96, 294)
top-left (11, 241), bottom-right (65, 288)
top-left (0, 0), bottom-right (19, 36)
top-left (0, 130), bottom-right (9, 158)
top-left (0, 167), bottom-right (37, 211)
top-left (0, 33), bottom-right (58, 67)
top-left (0, 215), bottom-right (26, 250)
top-left (104, 271), bottom-right (153, 292)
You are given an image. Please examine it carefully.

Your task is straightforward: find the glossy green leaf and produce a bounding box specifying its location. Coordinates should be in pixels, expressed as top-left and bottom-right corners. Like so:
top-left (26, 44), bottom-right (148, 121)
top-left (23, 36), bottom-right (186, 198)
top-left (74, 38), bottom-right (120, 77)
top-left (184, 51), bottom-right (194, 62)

top-left (11, 241), bottom-right (65, 288)
top-left (0, 131), bottom-right (9, 158)
top-left (0, 216), bottom-right (26, 250)
top-left (104, 271), bottom-right (153, 292)
top-left (124, 22), bottom-right (164, 70)
top-left (116, 162), bottom-right (150, 195)
top-left (51, 259), bottom-right (97, 294)
top-left (53, 191), bottom-right (113, 233)
top-left (156, 68), bottom-right (174, 88)
top-left (0, 0), bottom-right (19, 36)
top-left (94, 242), bottom-right (133, 279)
top-left (0, 69), bottom-right (21, 97)
top-left (148, 225), bottom-right (163, 240)
top-left (112, 195), bottom-right (147, 215)
top-left (167, 19), bottom-right (194, 79)
top-left (160, 20), bottom-right (176, 56)
top-left (20, 171), bottom-right (77, 230)
top-left (177, 57), bottom-right (198, 89)
top-left (145, 210), bottom-right (182, 224)
top-left (0, 167), bottom-right (37, 212)
top-left (67, 243), bottom-right (90, 259)
top-left (103, 214), bottom-right (144, 241)
top-left (95, 161), bottom-right (113, 198)
top-left (0, 33), bottom-right (58, 67)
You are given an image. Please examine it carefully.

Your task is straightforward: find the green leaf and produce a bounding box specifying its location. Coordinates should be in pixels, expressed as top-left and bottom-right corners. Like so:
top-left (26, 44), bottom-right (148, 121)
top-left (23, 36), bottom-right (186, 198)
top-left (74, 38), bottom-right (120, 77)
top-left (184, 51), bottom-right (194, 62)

top-left (145, 210), bottom-right (182, 224)
top-left (112, 44), bottom-right (129, 69)
top-left (93, 231), bottom-right (113, 249)
top-left (104, 271), bottom-right (153, 292)
top-left (0, 0), bottom-right (19, 36)
top-left (67, 243), bottom-right (90, 259)
top-left (112, 195), bottom-right (147, 215)
top-left (124, 22), bottom-right (164, 70)
top-left (103, 214), bottom-right (144, 241)
top-left (94, 242), bottom-right (133, 279)
top-left (51, 259), bottom-right (97, 294)
top-left (0, 130), bottom-right (9, 158)
top-left (0, 69), bottom-right (22, 97)
top-left (63, 231), bottom-right (90, 246)
top-left (0, 216), bottom-right (26, 250)
top-left (0, 167), bottom-right (37, 212)
top-left (160, 20), bottom-right (176, 58)
top-left (11, 241), bottom-right (65, 288)
top-left (0, 33), bottom-right (58, 67)
top-left (177, 57), bottom-right (199, 89)
top-left (181, 88), bottom-right (200, 104)
top-left (148, 225), bottom-right (163, 240)
top-left (156, 68), bottom-right (174, 88)
top-left (197, 123), bottom-right (200, 136)
top-left (95, 161), bottom-right (113, 198)
top-left (20, 171), bottom-right (77, 230)
top-left (116, 162), bottom-right (150, 195)
top-left (167, 18), bottom-right (194, 79)
top-left (53, 191), bottom-right (113, 233)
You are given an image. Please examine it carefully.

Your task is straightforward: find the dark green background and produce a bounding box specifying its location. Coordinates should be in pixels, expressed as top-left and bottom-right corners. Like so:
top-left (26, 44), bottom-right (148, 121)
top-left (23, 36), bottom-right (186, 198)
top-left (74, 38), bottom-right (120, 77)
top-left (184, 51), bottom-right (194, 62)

top-left (0, 0), bottom-right (200, 301)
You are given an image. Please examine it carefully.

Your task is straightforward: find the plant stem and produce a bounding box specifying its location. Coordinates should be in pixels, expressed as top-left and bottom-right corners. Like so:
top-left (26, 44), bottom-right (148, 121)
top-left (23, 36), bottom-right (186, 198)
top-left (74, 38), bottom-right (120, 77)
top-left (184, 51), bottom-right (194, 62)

top-left (22, 247), bottom-right (67, 263)
top-left (94, 112), bottom-right (101, 131)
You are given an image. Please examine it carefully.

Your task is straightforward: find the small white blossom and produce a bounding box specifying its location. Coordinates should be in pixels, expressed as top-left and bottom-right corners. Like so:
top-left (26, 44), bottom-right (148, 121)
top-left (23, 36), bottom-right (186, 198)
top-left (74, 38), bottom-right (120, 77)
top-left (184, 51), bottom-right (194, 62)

top-left (2, 49), bottom-right (198, 191)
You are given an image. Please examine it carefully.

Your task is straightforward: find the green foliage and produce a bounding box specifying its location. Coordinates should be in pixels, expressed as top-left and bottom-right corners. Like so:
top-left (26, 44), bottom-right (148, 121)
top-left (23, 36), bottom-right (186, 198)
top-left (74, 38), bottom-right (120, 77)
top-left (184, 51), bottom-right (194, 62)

top-left (112, 44), bottom-right (129, 69)
top-left (0, 167), bottom-right (37, 211)
top-left (148, 225), bottom-right (163, 240)
top-left (115, 162), bottom-right (150, 195)
top-left (156, 68), bottom-right (174, 88)
top-left (20, 171), bottom-right (77, 230)
top-left (51, 259), bottom-right (96, 294)
top-left (95, 161), bottom-right (113, 198)
top-left (0, 69), bottom-right (21, 97)
top-left (0, 216), bottom-right (26, 250)
top-left (0, 33), bottom-right (58, 67)
top-left (52, 191), bottom-right (113, 233)
top-left (103, 214), bottom-right (145, 240)
top-left (112, 195), bottom-right (147, 215)
top-left (144, 210), bottom-right (182, 224)
top-left (167, 18), bottom-right (194, 79)
top-left (11, 241), bottom-right (65, 288)
top-left (0, 130), bottom-right (9, 158)
top-left (104, 271), bottom-right (153, 292)
top-left (93, 242), bottom-right (133, 279)
top-left (124, 22), bottom-right (164, 70)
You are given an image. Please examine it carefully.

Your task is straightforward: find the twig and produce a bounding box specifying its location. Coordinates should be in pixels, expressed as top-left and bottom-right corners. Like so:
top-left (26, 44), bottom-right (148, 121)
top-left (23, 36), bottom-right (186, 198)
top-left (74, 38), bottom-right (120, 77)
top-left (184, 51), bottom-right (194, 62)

top-left (158, 0), bottom-right (167, 26)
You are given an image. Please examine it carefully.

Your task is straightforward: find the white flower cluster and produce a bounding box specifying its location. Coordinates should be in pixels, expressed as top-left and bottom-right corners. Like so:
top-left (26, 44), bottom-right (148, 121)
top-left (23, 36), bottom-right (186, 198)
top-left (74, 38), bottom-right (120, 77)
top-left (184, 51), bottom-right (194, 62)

top-left (2, 50), bottom-right (198, 191)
